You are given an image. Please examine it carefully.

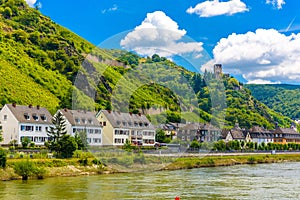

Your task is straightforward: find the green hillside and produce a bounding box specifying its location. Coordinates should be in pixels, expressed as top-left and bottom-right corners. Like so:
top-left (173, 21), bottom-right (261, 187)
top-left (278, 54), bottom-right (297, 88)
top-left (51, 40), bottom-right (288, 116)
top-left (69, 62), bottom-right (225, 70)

top-left (0, 0), bottom-right (292, 129)
top-left (245, 84), bottom-right (300, 119)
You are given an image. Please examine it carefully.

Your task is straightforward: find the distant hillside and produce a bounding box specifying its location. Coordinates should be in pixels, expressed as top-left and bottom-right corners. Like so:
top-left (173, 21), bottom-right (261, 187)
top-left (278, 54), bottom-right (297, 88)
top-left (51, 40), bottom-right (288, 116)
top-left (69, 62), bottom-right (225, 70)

top-left (0, 0), bottom-right (292, 129)
top-left (245, 84), bottom-right (300, 119)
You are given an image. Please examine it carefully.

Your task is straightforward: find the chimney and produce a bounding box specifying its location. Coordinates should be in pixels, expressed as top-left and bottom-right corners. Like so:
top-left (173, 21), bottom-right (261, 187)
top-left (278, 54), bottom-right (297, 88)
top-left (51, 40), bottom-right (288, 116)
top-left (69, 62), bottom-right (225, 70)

top-left (37, 105), bottom-right (40, 110)
top-left (64, 108), bottom-right (68, 112)
top-left (129, 112), bottom-right (132, 116)
top-left (29, 104), bottom-right (32, 108)
top-left (12, 102), bottom-right (16, 108)
top-left (138, 113), bottom-right (141, 116)
top-left (108, 110), bottom-right (111, 114)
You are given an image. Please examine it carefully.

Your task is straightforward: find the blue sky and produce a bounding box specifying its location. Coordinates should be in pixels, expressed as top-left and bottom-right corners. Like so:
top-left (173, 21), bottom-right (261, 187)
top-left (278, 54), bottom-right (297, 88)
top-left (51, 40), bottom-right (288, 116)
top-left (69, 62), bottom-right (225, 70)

top-left (26, 0), bottom-right (300, 84)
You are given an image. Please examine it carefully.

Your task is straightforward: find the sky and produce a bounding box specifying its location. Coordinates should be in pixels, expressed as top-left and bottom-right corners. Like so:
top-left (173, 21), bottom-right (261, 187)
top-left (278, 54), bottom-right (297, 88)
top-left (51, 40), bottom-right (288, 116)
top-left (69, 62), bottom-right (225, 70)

top-left (25, 0), bottom-right (300, 85)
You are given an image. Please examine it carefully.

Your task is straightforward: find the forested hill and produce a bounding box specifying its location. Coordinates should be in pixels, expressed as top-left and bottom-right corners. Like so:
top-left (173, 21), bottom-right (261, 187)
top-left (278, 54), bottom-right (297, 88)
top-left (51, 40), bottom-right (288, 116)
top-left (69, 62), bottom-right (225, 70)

top-left (0, 0), bottom-right (292, 129)
top-left (245, 84), bottom-right (300, 119)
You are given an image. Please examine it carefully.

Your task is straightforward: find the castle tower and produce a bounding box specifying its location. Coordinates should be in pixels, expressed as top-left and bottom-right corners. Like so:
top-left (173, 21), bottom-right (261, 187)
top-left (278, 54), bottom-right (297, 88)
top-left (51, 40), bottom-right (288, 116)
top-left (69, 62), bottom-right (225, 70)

top-left (213, 64), bottom-right (222, 78)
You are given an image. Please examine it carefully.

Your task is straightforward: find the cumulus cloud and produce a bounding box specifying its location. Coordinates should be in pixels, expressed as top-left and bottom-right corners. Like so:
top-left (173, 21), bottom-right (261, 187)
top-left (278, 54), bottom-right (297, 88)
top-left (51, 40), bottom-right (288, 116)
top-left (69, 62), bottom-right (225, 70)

top-left (201, 29), bottom-right (300, 84)
top-left (266, 0), bottom-right (285, 9)
top-left (186, 0), bottom-right (249, 17)
top-left (120, 11), bottom-right (203, 58)
top-left (25, 0), bottom-right (37, 7)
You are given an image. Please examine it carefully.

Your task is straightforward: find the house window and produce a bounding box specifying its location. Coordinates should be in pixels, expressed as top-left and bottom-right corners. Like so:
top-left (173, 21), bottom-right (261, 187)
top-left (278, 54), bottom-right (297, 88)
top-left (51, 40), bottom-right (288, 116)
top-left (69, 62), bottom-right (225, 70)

top-left (75, 118), bottom-right (80, 124)
top-left (41, 115), bottom-right (47, 121)
top-left (32, 114), bottom-right (39, 121)
top-left (21, 125), bottom-right (34, 131)
top-left (82, 118), bottom-right (87, 124)
top-left (93, 138), bottom-right (101, 143)
top-left (24, 113), bottom-right (30, 120)
top-left (3, 115), bottom-right (7, 121)
top-left (88, 129), bottom-right (94, 134)
top-left (35, 126), bottom-right (42, 132)
top-left (103, 121), bottom-right (106, 126)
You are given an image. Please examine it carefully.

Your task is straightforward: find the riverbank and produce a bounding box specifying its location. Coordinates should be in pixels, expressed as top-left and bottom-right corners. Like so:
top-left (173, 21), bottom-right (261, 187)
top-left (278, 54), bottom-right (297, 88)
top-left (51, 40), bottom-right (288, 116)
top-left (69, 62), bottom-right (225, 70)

top-left (1, 153), bottom-right (300, 181)
top-left (162, 153), bottom-right (300, 170)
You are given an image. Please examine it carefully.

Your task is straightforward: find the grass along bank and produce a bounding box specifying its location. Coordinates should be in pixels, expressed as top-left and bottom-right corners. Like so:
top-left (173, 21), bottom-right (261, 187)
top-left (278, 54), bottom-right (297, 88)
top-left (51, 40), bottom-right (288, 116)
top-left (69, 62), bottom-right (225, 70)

top-left (163, 153), bottom-right (300, 170)
top-left (1, 153), bottom-right (300, 181)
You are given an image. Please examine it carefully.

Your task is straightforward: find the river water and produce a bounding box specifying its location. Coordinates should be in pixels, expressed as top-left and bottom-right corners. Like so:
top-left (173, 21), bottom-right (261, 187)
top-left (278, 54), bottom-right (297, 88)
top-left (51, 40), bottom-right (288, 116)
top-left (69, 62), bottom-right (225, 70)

top-left (1, 162), bottom-right (300, 200)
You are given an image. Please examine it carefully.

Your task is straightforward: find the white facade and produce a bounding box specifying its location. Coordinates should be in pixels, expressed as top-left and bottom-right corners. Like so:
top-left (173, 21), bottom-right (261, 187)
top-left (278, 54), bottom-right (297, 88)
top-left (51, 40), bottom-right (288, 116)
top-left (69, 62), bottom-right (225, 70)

top-left (59, 109), bottom-right (103, 146)
top-left (0, 104), bottom-right (52, 146)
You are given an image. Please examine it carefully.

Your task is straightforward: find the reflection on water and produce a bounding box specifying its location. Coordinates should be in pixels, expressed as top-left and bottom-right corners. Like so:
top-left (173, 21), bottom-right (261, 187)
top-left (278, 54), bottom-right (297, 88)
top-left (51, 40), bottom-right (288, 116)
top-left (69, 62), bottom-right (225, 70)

top-left (1, 162), bottom-right (300, 200)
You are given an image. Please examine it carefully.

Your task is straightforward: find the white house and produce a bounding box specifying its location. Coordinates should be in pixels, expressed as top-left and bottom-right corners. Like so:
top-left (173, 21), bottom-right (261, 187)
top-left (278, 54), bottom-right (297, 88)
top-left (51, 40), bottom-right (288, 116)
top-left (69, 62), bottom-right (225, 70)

top-left (0, 103), bottom-right (53, 146)
top-left (96, 110), bottom-right (156, 146)
top-left (58, 109), bottom-right (102, 146)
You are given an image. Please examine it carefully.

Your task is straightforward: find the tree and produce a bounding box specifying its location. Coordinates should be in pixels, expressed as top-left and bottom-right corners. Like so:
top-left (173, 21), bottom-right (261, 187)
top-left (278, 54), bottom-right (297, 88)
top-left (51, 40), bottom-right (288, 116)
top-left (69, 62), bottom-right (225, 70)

top-left (21, 137), bottom-right (30, 148)
top-left (3, 7), bottom-right (12, 19)
top-left (0, 130), bottom-right (3, 143)
top-left (155, 129), bottom-right (166, 143)
top-left (13, 160), bottom-right (36, 180)
top-left (75, 131), bottom-right (87, 150)
top-left (58, 135), bottom-right (77, 158)
top-left (0, 148), bottom-right (6, 168)
top-left (47, 111), bottom-right (73, 157)
top-left (47, 111), bottom-right (67, 146)
top-left (190, 140), bottom-right (200, 149)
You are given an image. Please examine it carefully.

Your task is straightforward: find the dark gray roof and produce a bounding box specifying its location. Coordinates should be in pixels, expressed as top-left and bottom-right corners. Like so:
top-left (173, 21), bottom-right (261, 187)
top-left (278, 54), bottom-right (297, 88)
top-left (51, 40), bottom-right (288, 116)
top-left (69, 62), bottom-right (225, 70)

top-left (6, 104), bottom-right (52, 124)
top-left (59, 109), bottom-right (101, 127)
top-left (275, 127), bottom-right (298, 134)
top-left (249, 126), bottom-right (271, 133)
top-left (180, 123), bottom-right (220, 131)
top-left (99, 110), bottom-right (155, 130)
top-left (230, 128), bottom-right (245, 139)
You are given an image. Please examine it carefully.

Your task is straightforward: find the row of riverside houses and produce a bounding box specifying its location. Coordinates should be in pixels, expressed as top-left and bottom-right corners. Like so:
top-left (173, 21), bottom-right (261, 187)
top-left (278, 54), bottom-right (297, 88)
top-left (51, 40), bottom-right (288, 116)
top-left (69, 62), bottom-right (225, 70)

top-left (160, 122), bottom-right (300, 145)
top-left (0, 103), bottom-right (155, 147)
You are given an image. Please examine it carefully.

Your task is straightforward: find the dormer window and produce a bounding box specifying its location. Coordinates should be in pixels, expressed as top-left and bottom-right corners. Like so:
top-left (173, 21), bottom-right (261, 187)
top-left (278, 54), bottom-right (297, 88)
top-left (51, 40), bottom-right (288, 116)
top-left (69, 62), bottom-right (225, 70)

top-left (139, 122), bottom-right (143, 127)
top-left (144, 123), bottom-right (149, 127)
top-left (82, 118), bottom-right (87, 124)
top-left (75, 118), bottom-right (80, 124)
top-left (88, 118), bottom-right (93, 124)
top-left (32, 114), bottom-right (39, 121)
top-left (40, 115), bottom-right (47, 121)
top-left (122, 121), bottom-right (126, 126)
top-left (24, 113), bottom-right (30, 120)
top-left (117, 121), bottom-right (121, 125)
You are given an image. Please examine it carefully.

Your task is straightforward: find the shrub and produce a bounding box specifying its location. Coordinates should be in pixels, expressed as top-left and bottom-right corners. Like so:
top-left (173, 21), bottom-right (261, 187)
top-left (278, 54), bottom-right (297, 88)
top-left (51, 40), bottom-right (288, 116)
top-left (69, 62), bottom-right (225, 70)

top-left (34, 166), bottom-right (47, 179)
top-left (0, 148), bottom-right (7, 168)
top-left (247, 157), bottom-right (256, 164)
top-left (13, 160), bottom-right (36, 180)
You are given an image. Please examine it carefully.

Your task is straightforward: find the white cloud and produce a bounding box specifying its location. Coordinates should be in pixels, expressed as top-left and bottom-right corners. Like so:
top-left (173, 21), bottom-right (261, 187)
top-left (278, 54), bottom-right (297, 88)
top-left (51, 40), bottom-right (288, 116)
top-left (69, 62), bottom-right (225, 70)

top-left (25, 0), bottom-right (37, 7)
top-left (246, 79), bottom-right (281, 84)
top-left (201, 29), bottom-right (300, 84)
top-left (101, 4), bottom-right (118, 14)
top-left (120, 11), bottom-right (203, 58)
top-left (186, 0), bottom-right (249, 17)
top-left (266, 0), bottom-right (285, 9)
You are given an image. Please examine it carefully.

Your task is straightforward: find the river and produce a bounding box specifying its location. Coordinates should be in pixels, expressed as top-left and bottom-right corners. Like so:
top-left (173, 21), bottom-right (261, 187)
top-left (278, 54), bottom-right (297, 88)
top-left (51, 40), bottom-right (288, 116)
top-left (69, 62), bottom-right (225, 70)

top-left (1, 162), bottom-right (300, 200)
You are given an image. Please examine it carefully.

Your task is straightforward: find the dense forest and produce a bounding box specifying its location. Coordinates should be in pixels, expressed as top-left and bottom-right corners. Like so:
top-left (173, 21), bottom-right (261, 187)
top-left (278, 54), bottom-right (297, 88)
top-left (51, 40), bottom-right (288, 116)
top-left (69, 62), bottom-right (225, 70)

top-left (245, 84), bottom-right (300, 119)
top-left (0, 0), bottom-right (292, 129)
